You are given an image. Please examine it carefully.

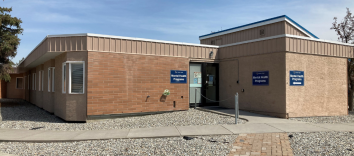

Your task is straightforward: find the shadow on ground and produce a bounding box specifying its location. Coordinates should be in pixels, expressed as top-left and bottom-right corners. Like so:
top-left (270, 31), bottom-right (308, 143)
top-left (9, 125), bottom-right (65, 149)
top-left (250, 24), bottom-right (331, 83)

top-left (0, 99), bottom-right (65, 123)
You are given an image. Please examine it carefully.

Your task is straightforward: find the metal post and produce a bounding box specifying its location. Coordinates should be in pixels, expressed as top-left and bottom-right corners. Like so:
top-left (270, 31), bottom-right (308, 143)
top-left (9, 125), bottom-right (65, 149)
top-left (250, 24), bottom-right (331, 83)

top-left (235, 92), bottom-right (239, 124)
top-left (195, 88), bottom-right (197, 109)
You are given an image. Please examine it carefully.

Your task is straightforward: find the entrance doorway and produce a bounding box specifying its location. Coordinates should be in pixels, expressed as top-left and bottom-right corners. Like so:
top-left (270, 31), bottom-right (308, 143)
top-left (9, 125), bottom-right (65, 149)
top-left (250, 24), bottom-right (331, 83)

top-left (189, 63), bottom-right (219, 107)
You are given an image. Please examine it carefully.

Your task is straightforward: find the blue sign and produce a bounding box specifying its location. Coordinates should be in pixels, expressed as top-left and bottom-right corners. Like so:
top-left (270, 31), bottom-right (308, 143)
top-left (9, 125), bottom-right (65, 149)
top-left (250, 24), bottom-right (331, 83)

top-left (252, 71), bottom-right (269, 85)
top-left (290, 71), bottom-right (304, 86)
top-left (170, 70), bottom-right (187, 83)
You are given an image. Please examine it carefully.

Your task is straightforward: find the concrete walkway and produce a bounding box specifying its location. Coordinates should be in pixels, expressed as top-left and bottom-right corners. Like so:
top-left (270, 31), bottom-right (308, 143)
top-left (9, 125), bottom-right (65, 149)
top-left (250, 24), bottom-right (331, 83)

top-left (1, 122), bottom-right (354, 142)
top-left (197, 106), bottom-right (304, 123)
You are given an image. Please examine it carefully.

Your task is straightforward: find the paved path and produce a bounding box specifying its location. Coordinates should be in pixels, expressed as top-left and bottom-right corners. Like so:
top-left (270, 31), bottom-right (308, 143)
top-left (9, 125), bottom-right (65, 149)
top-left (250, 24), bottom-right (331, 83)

top-left (1, 107), bottom-right (354, 142)
top-left (1, 123), bottom-right (354, 142)
top-left (197, 106), bottom-right (304, 123)
top-left (229, 133), bottom-right (293, 156)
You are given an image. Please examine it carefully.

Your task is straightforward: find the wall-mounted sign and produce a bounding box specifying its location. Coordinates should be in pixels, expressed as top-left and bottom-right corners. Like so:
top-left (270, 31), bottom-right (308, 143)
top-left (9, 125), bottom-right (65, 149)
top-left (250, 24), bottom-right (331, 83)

top-left (252, 71), bottom-right (269, 85)
top-left (194, 72), bottom-right (201, 84)
top-left (290, 71), bottom-right (304, 86)
top-left (170, 70), bottom-right (187, 83)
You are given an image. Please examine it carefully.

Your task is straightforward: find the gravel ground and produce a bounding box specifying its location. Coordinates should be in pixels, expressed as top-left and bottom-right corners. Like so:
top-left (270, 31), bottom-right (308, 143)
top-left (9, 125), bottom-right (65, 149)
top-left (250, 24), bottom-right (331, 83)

top-left (289, 131), bottom-right (354, 156)
top-left (0, 135), bottom-right (237, 156)
top-left (0, 101), bottom-right (246, 131)
top-left (289, 112), bottom-right (354, 124)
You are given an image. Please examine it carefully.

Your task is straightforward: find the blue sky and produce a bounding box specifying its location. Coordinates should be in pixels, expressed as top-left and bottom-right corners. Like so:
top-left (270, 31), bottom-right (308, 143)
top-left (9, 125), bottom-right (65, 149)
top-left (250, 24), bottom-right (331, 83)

top-left (2, 0), bottom-right (354, 63)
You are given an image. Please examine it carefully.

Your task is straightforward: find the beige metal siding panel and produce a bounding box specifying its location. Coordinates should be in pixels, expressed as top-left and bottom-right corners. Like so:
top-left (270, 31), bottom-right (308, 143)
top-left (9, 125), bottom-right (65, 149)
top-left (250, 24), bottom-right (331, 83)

top-left (103, 38), bottom-right (109, 51)
top-left (116, 39), bottom-right (121, 52)
top-left (182, 46), bottom-right (188, 57)
top-left (141, 41), bottom-right (147, 54)
top-left (156, 43), bottom-right (161, 55)
top-left (136, 41), bottom-right (141, 54)
top-left (121, 40), bottom-right (126, 52)
top-left (87, 37), bottom-right (92, 51)
top-left (70, 37), bottom-right (76, 51)
top-left (160, 44), bottom-right (164, 55)
top-left (50, 38), bottom-right (55, 52)
top-left (164, 44), bottom-right (169, 56)
top-left (92, 37), bottom-right (98, 51)
top-left (151, 42), bottom-right (156, 55)
top-left (110, 39), bottom-right (116, 52)
top-left (177, 45), bottom-right (181, 57)
top-left (200, 21), bottom-right (291, 46)
top-left (146, 42), bottom-right (151, 54)
top-left (186, 46), bottom-right (191, 58)
top-left (98, 38), bottom-right (104, 51)
top-left (126, 40), bottom-right (132, 53)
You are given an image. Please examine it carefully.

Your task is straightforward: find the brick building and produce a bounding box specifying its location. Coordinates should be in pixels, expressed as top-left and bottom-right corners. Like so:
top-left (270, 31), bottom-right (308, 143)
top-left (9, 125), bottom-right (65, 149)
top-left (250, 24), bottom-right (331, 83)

top-left (2, 15), bottom-right (353, 121)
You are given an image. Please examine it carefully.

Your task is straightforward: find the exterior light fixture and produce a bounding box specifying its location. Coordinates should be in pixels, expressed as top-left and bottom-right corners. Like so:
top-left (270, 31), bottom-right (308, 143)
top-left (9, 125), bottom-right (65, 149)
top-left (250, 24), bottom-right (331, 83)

top-left (209, 51), bottom-right (213, 59)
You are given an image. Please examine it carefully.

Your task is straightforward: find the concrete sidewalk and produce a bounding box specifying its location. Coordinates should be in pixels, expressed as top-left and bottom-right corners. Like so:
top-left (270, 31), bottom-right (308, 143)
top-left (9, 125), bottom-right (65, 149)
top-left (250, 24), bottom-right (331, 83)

top-left (1, 123), bottom-right (354, 142)
top-left (197, 106), bottom-right (304, 123)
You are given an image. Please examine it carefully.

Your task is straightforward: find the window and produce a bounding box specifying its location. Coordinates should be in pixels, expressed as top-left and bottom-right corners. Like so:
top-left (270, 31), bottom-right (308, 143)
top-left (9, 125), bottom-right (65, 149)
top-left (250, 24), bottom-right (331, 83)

top-left (39, 71), bottom-right (41, 91)
top-left (69, 62), bottom-right (85, 94)
top-left (62, 63), bottom-right (66, 93)
top-left (48, 68), bottom-right (51, 92)
top-left (52, 67), bottom-right (55, 92)
top-left (16, 77), bottom-right (23, 89)
top-left (41, 70), bottom-right (44, 91)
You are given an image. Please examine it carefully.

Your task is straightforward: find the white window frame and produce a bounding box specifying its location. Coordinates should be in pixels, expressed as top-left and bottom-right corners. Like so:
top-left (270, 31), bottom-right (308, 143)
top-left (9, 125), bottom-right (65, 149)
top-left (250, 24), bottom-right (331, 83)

top-left (16, 77), bottom-right (23, 89)
top-left (52, 67), bottom-right (55, 92)
top-left (38, 71), bottom-right (41, 91)
top-left (48, 68), bottom-right (51, 92)
top-left (62, 63), bottom-right (66, 93)
top-left (68, 61), bottom-right (85, 94)
top-left (41, 70), bottom-right (44, 91)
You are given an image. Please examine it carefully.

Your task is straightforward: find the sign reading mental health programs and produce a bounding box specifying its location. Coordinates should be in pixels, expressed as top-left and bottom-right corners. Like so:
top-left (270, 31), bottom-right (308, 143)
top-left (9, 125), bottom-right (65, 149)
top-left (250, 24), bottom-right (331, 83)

top-left (252, 71), bottom-right (269, 85)
top-left (290, 71), bottom-right (304, 86)
top-left (170, 70), bottom-right (187, 83)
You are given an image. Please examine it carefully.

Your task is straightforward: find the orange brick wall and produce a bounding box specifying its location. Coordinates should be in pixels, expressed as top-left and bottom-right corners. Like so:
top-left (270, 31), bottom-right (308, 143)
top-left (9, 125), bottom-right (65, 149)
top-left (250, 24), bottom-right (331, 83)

top-left (87, 52), bottom-right (190, 115)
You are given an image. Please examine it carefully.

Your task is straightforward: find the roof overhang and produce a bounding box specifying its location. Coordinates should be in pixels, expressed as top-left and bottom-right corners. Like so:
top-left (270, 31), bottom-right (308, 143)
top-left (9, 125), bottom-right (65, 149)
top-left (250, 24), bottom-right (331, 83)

top-left (199, 15), bottom-right (319, 40)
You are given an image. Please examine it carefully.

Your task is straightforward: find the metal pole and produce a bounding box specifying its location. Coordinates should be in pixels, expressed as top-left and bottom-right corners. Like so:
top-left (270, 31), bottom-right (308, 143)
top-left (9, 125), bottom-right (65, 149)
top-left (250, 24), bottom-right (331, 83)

top-left (235, 92), bottom-right (239, 124)
top-left (195, 88), bottom-right (197, 109)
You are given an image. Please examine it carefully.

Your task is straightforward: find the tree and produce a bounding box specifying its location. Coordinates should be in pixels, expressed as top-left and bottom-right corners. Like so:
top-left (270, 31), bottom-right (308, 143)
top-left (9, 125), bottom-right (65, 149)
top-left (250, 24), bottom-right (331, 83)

top-left (0, 7), bottom-right (23, 82)
top-left (331, 8), bottom-right (354, 111)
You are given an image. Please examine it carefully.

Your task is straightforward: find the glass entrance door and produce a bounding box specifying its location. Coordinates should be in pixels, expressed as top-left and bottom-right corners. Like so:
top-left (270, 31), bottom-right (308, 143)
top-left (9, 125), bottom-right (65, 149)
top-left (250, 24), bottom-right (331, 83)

top-left (189, 63), bottom-right (202, 107)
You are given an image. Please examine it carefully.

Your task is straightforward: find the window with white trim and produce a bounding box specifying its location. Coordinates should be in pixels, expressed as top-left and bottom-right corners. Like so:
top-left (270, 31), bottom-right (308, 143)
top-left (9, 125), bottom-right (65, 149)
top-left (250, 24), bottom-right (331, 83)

top-left (41, 70), bottom-right (44, 91)
top-left (48, 68), bottom-right (51, 92)
top-left (52, 67), bottom-right (55, 92)
top-left (16, 77), bottom-right (23, 89)
top-left (69, 62), bottom-right (85, 94)
top-left (38, 71), bottom-right (41, 91)
top-left (62, 63), bottom-right (66, 93)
